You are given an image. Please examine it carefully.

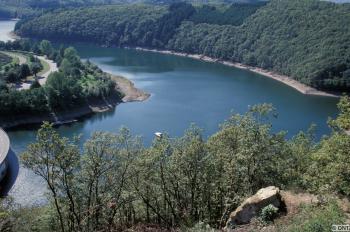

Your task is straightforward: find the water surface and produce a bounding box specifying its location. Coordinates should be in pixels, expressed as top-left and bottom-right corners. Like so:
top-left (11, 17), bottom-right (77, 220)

top-left (0, 20), bottom-right (16, 42)
top-left (0, 20), bottom-right (339, 205)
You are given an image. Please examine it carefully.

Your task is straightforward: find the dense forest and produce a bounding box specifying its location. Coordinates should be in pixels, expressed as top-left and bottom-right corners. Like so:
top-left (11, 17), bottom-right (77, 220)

top-left (0, 96), bottom-right (349, 231)
top-left (0, 39), bottom-right (121, 118)
top-left (0, 0), bottom-right (268, 19)
top-left (16, 0), bottom-right (350, 91)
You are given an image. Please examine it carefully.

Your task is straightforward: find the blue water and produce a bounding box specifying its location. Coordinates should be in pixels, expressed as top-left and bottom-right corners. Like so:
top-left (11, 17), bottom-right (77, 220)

top-left (0, 21), bottom-right (339, 205)
top-left (8, 45), bottom-right (338, 151)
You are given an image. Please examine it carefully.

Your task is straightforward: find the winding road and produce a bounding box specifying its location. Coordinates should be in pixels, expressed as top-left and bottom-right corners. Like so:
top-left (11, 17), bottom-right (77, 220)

top-left (1, 51), bottom-right (58, 90)
top-left (6, 52), bottom-right (58, 90)
top-left (36, 55), bottom-right (58, 86)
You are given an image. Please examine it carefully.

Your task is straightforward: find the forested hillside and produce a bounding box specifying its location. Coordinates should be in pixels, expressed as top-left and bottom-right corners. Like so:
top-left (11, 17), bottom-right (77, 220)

top-left (189, 2), bottom-right (266, 26)
top-left (14, 3), bottom-right (194, 47)
top-left (168, 0), bottom-right (350, 91)
top-left (0, 0), bottom-right (268, 19)
top-left (16, 0), bottom-right (350, 92)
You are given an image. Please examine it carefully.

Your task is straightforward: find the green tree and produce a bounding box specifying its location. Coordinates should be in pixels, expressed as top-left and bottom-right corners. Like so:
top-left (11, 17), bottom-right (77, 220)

top-left (31, 63), bottom-right (41, 78)
top-left (22, 122), bottom-right (80, 232)
top-left (45, 72), bottom-right (83, 110)
top-left (19, 63), bottom-right (31, 79)
top-left (39, 40), bottom-right (53, 57)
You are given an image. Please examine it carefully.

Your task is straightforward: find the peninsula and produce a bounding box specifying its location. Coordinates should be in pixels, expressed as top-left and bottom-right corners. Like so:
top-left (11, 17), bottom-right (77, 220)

top-left (0, 39), bottom-right (149, 129)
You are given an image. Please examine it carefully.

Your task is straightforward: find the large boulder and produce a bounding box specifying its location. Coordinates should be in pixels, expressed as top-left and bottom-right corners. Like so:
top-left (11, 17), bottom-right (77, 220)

top-left (225, 186), bottom-right (282, 230)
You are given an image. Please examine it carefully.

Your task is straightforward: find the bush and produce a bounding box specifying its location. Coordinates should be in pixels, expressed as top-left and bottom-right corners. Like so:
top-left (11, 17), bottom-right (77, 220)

top-left (280, 201), bottom-right (345, 232)
top-left (259, 204), bottom-right (279, 224)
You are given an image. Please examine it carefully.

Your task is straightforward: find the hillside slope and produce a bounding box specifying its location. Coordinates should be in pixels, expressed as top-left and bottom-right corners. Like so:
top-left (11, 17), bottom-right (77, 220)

top-left (16, 0), bottom-right (350, 91)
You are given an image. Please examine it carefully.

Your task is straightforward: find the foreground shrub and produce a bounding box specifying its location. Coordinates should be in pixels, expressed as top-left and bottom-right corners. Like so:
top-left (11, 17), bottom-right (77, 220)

top-left (259, 204), bottom-right (279, 224)
top-left (279, 201), bottom-right (345, 232)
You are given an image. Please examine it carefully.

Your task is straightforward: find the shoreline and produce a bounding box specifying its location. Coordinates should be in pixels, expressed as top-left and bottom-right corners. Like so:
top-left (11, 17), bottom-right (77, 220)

top-left (0, 74), bottom-right (150, 129)
top-left (7, 31), bottom-right (19, 41)
top-left (135, 47), bottom-right (341, 98)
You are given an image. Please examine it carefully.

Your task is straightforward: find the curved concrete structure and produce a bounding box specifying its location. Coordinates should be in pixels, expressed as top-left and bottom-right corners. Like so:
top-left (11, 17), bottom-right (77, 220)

top-left (0, 128), bottom-right (10, 182)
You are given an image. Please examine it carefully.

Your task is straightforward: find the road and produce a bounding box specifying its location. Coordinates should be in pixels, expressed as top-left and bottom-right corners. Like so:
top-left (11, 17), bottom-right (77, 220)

top-left (11, 55), bottom-right (58, 90)
top-left (35, 55), bottom-right (58, 86)
top-left (1, 51), bottom-right (58, 90)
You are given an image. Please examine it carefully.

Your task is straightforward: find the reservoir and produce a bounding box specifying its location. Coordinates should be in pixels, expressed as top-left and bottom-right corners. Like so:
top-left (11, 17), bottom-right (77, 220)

top-left (0, 20), bottom-right (339, 205)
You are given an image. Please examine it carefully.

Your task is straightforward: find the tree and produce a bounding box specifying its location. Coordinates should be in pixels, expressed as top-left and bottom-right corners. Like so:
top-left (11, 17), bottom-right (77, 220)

top-left (22, 122), bottom-right (80, 232)
top-left (19, 64), bottom-right (31, 79)
top-left (306, 96), bottom-right (350, 196)
top-left (39, 40), bottom-right (53, 57)
top-left (329, 95), bottom-right (350, 131)
top-left (45, 72), bottom-right (83, 110)
top-left (6, 71), bottom-right (19, 83)
top-left (22, 124), bottom-right (142, 232)
top-left (30, 80), bottom-right (41, 89)
top-left (31, 63), bottom-right (41, 78)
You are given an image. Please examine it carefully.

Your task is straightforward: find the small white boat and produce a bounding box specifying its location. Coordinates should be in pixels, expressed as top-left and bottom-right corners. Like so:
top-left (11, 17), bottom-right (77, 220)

top-left (155, 132), bottom-right (163, 138)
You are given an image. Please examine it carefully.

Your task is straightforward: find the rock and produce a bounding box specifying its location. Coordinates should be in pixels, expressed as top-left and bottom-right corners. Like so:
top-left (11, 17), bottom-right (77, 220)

top-left (225, 186), bottom-right (281, 230)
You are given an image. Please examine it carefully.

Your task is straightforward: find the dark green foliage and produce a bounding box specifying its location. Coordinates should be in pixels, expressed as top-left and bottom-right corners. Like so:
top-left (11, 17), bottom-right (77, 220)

top-left (17, 0), bottom-right (350, 91)
top-left (39, 40), bottom-right (53, 57)
top-left (152, 2), bottom-right (195, 47)
top-left (30, 79), bottom-right (41, 89)
top-left (1, 63), bottom-right (29, 83)
top-left (45, 72), bottom-right (84, 110)
top-left (31, 62), bottom-right (42, 77)
top-left (15, 2), bottom-right (195, 47)
top-left (259, 204), bottom-right (278, 224)
top-left (329, 95), bottom-right (350, 130)
top-left (0, 51), bottom-right (43, 83)
top-left (19, 63), bottom-right (30, 79)
top-left (168, 0), bottom-right (350, 91)
top-left (17, 96), bottom-right (350, 231)
top-left (0, 52), bottom-right (12, 66)
top-left (16, 5), bottom-right (167, 46)
top-left (0, 87), bottom-right (49, 116)
top-left (189, 2), bottom-right (266, 26)
top-left (0, 39), bottom-right (121, 117)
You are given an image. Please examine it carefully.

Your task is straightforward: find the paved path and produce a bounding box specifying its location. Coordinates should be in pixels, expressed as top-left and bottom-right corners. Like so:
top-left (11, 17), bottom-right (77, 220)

top-left (35, 55), bottom-right (58, 86)
top-left (14, 55), bottom-right (58, 90)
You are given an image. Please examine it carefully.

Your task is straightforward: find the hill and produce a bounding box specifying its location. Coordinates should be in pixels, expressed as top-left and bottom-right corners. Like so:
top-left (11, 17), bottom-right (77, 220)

top-left (16, 0), bottom-right (350, 92)
top-left (0, 0), bottom-right (268, 19)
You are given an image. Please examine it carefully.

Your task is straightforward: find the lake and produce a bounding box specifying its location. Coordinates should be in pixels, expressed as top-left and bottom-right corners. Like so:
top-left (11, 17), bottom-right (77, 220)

top-left (0, 20), bottom-right (16, 42)
top-left (0, 20), bottom-right (339, 205)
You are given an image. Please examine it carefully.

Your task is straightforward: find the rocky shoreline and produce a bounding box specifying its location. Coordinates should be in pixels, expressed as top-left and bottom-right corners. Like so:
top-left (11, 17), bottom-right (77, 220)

top-left (135, 47), bottom-right (341, 98)
top-left (0, 74), bottom-right (150, 129)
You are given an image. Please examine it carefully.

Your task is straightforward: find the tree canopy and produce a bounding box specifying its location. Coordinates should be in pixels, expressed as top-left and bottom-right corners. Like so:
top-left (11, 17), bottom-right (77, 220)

top-left (5, 96), bottom-right (347, 232)
top-left (0, 39), bottom-right (121, 119)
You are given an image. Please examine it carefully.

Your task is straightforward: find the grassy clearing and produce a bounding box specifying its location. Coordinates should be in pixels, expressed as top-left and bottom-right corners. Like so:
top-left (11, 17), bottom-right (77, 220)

top-left (1, 51), bottom-right (28, 65)
top-left (38, 58), bottom-right (50, 76)
top-left (0, 52), bottom-right (13, 67)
